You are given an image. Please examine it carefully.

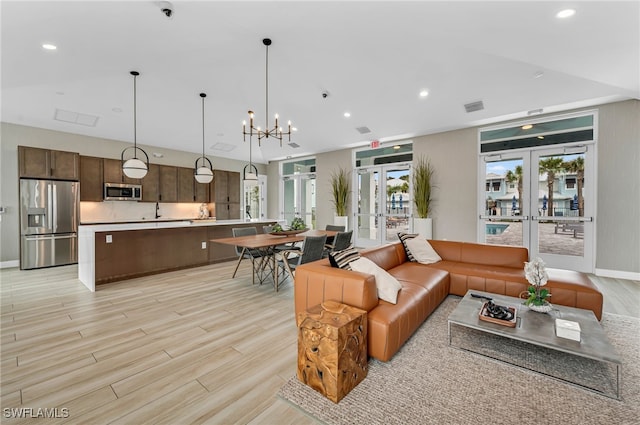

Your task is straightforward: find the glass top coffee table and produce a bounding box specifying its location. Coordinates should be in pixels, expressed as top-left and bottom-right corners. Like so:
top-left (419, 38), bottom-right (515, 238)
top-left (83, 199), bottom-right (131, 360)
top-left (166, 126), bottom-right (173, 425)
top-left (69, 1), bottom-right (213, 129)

top-left (447, 290), bottom-right (622, 399)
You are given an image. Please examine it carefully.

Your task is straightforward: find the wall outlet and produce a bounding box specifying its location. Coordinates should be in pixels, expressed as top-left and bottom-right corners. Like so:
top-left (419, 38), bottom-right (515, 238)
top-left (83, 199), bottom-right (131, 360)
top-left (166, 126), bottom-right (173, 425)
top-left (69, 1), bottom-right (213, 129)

top-left (106, 235), bottom-right (112, 243)
top-left (201, 241), bottom-right (206, 249)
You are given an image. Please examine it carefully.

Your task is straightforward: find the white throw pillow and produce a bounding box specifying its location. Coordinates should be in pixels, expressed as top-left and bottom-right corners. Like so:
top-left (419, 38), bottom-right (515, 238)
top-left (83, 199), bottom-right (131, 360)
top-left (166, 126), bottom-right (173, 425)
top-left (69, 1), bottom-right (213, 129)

top-left (349, 257), bottom-right (402, 304)
top-left (404, 237), bottom-right (442, 264)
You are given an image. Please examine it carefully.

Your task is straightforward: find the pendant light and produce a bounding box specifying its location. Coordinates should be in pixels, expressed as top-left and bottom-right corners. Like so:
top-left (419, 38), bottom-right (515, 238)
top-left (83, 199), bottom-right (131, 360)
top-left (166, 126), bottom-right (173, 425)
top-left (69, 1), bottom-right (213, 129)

top-left (194, 93), bottom-right (214, 183)
top-left (121, 71), bottom-right (149, 179)
top-left (243, 134), bottom-right (258, 181)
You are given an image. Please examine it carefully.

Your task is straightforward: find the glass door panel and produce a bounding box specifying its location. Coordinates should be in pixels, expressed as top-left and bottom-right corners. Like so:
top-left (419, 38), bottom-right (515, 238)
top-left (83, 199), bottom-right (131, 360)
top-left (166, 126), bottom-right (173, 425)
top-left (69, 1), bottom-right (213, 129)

top-left (383, 167), bottom-right (410, 243)
top-left (282, 177), bottom-right (297, 225)
top-left (479, 156), bottom-right (527, 248)
top-left (531, 148), bottom-right (592, 271)
top-left (299, 175), bottom-right (316, 230)
top-left (281, 175), bottom-right (316, 230)
top-left (356, 168), bottom-right (380, 247)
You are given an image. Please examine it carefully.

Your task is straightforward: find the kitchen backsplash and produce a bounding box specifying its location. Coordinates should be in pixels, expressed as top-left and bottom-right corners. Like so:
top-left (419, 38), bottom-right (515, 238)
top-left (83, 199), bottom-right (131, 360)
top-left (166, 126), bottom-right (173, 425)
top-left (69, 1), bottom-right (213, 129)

top-left (80, 201), bottom-right (209, 223)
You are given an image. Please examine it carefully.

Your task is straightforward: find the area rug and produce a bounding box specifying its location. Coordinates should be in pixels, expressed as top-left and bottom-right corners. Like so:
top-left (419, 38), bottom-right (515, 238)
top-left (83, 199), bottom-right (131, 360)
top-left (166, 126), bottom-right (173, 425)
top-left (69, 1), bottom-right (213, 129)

top-left (278, 296), bottom-right (639, 425)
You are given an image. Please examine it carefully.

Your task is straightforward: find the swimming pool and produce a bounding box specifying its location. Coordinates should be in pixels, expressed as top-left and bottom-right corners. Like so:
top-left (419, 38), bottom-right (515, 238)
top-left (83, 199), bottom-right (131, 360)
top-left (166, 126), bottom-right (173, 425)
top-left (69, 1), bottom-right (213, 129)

top-left (486, 223), bottom-right (509, 235)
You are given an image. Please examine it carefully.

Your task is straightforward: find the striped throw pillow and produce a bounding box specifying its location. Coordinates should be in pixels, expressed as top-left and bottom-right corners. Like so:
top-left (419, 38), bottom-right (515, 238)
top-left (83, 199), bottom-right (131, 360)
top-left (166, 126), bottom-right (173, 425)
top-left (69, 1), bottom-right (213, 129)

top-left (398, 232), bottom-right (419, 262)
top-left (329, 246), bottom-right (361, 270)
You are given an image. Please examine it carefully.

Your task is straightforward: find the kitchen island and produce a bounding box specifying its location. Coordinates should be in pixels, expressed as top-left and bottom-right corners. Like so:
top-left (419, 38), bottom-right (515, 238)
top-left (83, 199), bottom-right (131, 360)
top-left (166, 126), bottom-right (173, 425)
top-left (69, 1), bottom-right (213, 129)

top-left (78, 218), bottom-right (279, 291)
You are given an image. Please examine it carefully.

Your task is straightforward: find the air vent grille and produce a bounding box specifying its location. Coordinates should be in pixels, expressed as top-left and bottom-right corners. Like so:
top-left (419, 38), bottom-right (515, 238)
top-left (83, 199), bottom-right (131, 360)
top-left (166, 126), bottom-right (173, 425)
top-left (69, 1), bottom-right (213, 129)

top-left (54, 109), bottom-right (99, 127)
top-left (464, 101), bottom-right (484, 113)
top-left (210, 142), bottom-right (236, 152)
top-left (288, 142), bottom-right (300, 148)
top-left (356, 126), bottom-right (371, 134)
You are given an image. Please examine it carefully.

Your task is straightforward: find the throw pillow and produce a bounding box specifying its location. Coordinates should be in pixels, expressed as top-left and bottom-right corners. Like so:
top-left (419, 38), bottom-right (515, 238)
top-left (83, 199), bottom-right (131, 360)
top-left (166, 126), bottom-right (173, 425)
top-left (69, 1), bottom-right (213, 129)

top-left (398, 232), bottom-right (419, 262)
top-left (404, 237), bottom-right (442, 264)
top-left (329, 246), bottom-right (361, 270)
top-left (349, 257), bottom-right (402, 304)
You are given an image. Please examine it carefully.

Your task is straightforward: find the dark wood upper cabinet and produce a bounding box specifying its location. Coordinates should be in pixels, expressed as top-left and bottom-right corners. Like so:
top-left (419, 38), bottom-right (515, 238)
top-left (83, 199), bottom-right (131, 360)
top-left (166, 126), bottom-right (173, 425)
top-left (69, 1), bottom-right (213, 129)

top-left (79, 156), bottom-right (104, 201)
top-left (158, 165), bottom-right (178, 202)
top-left (141, 164), bottom-right (160, 202)
top-left (195, 178), bottom-right (209, 203)
top-left (103, 158), bottom-right (141, 185)
top-left (18, 146), bottom-right (79, 180)
top-left (178, 167), bottom-right (196, 203)
top-left (210, 170), bottom-right (240, 219)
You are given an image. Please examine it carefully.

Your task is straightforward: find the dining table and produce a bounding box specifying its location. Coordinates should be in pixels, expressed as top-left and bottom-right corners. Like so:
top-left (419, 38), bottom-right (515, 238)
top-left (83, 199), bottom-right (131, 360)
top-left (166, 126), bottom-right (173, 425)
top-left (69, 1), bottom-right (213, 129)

top-left (211, 229), bottom-right (336, 291)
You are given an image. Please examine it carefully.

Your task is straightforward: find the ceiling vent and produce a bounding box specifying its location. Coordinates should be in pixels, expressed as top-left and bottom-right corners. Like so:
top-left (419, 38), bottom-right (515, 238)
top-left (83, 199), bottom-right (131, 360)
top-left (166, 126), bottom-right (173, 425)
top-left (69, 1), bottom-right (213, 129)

top-left (356, 126), bottom-right (371, 134)
top-left (210, 142), bottom-right (236, 152)
top-left (288, 142), bottom-right (300, 148)
top-left (54, 109), bottom-right (99, 127)
top-left (464, 101), bottom-right (484, 113)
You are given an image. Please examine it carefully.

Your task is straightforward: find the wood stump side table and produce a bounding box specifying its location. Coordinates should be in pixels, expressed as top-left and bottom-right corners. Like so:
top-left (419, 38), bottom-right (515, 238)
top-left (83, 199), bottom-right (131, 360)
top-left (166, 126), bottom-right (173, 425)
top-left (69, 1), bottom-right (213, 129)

top-left (297, 300), bottom-right (368, 403)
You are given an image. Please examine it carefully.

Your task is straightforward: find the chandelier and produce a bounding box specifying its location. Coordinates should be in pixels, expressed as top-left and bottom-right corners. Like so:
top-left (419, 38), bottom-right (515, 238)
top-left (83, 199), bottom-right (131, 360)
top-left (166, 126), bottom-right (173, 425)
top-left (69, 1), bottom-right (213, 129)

top-left (121, 71), bottom-right (149, 179)
top-left (242, 38), bottom-right (292, 146)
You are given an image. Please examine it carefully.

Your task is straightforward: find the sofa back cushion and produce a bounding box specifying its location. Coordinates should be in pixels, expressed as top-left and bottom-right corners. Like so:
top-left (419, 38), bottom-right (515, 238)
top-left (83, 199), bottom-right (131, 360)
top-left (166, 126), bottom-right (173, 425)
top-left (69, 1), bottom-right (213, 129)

top-left (428, 240), bottom-right (528, 268)
top-left (361, 243), bottom-right (406, 271)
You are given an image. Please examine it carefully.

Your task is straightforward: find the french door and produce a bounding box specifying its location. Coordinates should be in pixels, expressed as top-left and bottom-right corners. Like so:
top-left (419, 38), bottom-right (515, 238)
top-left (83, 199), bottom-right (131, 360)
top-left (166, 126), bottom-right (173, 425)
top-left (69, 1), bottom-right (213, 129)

top-left (281, 174), bottom-right (316, 229)
top-left (479, 144), bottom-right (595, 272)
top-left (355, 164), bottom-right (411, 247)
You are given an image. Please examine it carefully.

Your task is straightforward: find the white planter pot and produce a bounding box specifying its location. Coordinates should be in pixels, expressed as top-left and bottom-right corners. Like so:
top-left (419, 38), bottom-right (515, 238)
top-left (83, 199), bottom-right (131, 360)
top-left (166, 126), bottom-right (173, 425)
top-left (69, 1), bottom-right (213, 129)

top-left (334, 215), bottom-right (348, 231)
top-left (413, 217), bottom-right (432, 239)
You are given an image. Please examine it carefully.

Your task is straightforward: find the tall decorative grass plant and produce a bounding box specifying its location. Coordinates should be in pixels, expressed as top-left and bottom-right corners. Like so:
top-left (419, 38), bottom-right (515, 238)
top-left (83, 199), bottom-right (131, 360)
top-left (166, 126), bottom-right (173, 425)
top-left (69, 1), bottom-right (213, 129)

top-left (330, 167), bottom-right (350, 217)
top-left (413, 156), bottom-right (435, 218)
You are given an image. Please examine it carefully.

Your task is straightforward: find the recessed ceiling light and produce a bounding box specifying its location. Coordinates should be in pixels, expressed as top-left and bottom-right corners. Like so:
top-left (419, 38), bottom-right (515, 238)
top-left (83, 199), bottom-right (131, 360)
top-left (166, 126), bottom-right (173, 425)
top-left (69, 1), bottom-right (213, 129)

top-left (152, 152), bottom-right (164, 158)
top-left (419, 90), bottom-right (429, 97)
top-left (42, 43), bottom-right (57, 50)
top-left (522, 124), bottom-right (533, 130)
top-left (393, 145), bottom-right (401, 150)
top-left (292, 127), bottom-right (298, 132)
top-left (556, 9), bottom-right (576, 19)
top-left (537, 136), bottom-right (545, 140)
top-left (533, 71), bottom-right (544, 79)
top-left (344, 112), bottom-right (351, 118)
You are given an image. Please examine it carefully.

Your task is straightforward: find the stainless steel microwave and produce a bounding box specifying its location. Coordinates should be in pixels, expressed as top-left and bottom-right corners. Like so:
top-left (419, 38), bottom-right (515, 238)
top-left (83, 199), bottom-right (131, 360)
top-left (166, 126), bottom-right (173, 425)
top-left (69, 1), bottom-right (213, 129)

top-left (104, 183), bottom-right (142, 201)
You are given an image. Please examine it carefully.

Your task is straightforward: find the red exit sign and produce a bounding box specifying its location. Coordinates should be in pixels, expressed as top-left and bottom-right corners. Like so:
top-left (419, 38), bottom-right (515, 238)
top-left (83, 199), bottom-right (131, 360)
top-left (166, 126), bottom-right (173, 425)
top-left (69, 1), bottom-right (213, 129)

top-left (370, 140), bottom-right (380, 149)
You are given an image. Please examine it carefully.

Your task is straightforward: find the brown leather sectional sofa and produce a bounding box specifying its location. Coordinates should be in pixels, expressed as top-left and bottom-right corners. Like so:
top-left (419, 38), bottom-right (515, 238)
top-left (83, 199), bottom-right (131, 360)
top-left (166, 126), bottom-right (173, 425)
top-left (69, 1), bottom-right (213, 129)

top-left (294, 240), bottom-right (603, 362)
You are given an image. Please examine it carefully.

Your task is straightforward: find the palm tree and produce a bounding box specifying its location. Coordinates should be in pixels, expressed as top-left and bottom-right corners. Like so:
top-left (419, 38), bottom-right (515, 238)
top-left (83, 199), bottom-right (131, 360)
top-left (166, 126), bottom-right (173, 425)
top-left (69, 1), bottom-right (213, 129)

top-left (539, 157), bottom-right (564, 216)
top-left (563, 157), bottom-right (585, 216)
top-left (505, 165), bottom-right (523, 212)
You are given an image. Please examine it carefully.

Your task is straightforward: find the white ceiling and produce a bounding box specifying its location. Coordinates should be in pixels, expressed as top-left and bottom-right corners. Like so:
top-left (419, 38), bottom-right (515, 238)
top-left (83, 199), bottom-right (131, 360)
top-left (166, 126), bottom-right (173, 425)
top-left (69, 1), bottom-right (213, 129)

top-left (2, 1), bottom-right (638, 164)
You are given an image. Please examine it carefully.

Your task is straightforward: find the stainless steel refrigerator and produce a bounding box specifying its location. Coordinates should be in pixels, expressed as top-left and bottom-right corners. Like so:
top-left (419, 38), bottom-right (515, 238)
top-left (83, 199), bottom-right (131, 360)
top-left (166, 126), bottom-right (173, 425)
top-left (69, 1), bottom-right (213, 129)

top-left (20, 179), bottom-right (79, 269)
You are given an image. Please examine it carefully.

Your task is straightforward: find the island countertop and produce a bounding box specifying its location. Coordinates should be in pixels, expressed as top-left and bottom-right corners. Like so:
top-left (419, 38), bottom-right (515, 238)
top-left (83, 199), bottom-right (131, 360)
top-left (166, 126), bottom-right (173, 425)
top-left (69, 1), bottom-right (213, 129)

top-left (78, 218), bottom-right (281, 291)
top-left (79, 218), bottom-right (281, 231)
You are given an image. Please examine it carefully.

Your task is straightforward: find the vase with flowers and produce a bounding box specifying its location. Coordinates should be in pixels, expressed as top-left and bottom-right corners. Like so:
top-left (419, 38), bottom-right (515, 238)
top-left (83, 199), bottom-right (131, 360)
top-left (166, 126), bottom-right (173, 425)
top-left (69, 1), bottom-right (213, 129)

top-left (522, 257), bottom-right (553, 313)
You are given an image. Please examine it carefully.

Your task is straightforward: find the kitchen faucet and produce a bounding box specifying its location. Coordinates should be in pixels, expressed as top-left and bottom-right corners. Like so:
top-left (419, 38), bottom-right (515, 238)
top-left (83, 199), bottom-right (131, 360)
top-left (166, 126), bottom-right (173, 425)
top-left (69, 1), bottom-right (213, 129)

top-left (155, 201), bottom-right (161, 219)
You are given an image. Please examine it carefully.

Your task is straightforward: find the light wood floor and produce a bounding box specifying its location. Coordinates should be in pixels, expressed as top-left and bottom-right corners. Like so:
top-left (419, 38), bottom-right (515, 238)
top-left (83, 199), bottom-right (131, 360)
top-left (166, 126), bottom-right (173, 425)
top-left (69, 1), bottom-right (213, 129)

top-left (1, 262), bottom-right (638, 424)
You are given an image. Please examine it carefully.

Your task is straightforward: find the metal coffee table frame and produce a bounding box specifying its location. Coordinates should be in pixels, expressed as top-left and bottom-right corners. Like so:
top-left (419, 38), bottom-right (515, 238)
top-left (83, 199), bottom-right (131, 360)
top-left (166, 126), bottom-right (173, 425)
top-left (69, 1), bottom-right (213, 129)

top-left (447, 290), bottom-right (622, 400)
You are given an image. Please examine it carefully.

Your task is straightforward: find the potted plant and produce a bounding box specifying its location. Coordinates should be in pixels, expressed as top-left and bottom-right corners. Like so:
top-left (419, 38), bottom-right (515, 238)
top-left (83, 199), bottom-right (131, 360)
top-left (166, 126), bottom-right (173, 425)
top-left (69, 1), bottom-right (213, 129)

top-left (330, 167), bottom-right (350, 230)
top-left (413, 155), bottom-right (435, 239)
top-left (522, 258), bottom-right (553, 313)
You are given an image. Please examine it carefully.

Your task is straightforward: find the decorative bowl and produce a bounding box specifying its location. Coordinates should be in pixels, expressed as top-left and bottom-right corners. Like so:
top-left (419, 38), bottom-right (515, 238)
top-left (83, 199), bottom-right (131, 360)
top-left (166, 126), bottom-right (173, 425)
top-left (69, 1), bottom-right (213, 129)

top-left (269, 228), bottom-right (309, 236)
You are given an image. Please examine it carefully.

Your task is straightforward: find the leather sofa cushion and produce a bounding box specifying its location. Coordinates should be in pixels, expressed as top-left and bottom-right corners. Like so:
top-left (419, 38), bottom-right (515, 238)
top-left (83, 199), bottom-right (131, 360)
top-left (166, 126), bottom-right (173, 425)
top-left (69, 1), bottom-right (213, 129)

top-left (429, 239), bottom-right (528, 268)
top-left (361, 243), bottom-right (407, 271)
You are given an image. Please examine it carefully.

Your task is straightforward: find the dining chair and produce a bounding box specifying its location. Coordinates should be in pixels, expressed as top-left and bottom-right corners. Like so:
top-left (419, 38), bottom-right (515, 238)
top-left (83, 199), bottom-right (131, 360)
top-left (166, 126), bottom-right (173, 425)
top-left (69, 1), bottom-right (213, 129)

top-left (323, 230), bottom-right (353, 258)
top-left (231, 227), bottom-right (263, 284)
top-left (324, 224), bottom-right (345, 245)
top-left (276, 234), bottom-right (327, 289)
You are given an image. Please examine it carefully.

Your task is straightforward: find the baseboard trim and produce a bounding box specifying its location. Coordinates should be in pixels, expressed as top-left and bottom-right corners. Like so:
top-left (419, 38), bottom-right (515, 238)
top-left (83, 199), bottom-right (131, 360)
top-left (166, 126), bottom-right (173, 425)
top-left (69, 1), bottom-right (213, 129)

top-left (1, 260), bottom-right (19, 269)
top-left (595, 268), bottom-right (640, 281)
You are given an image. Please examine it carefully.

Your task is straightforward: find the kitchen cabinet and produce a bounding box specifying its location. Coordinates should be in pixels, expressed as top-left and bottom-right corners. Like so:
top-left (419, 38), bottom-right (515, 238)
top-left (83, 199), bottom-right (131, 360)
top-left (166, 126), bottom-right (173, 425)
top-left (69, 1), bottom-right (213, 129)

top-left (18, 146), bottom-right (79, 180)
top-left (79, 156), bottom-right (104, 201)
top-left (141, 164), bottom-right (160, 202)
top-left (211, 170), bottom-right (240, 219)
top-left (177, 167), bottom-right (210, 203)
top-left (103, 158), bottom-right (141, 185)
top-left (95, 226), bottom-right (209, 284)
top-left (158, 165), bottom-right (178, 202)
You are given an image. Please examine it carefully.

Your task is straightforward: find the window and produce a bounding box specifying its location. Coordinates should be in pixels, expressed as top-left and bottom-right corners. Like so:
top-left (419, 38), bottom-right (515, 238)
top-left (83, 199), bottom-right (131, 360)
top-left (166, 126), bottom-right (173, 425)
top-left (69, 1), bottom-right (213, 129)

top-left (566, 177), bottom-right (576, 189)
